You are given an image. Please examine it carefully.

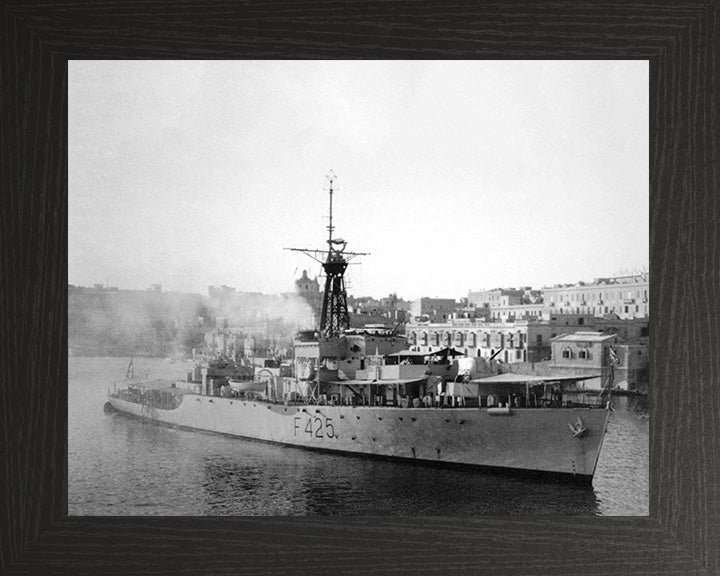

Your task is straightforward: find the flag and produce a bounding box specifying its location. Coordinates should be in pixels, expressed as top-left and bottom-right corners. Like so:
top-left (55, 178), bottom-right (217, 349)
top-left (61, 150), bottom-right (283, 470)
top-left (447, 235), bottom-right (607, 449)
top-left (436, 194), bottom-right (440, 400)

top-left (609, 346), bottom-right (619, 366)
top-left (126, 357), bottom-right (134, 379)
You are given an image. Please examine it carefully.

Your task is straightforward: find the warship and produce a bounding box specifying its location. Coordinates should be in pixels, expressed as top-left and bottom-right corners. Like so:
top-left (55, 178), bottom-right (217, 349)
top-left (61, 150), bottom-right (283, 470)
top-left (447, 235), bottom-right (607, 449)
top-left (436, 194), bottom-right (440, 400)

top-left (106, 174), bottom-right (611, 483)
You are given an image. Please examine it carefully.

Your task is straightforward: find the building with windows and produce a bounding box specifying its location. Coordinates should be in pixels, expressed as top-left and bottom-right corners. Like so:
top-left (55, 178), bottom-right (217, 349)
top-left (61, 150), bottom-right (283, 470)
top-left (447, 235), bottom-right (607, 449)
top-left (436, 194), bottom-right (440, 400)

top-left (406, 318), bottom-right (562, 364)
top-left (482, 303), bottom-right (548, 322)
top-left (542, 273), bottom-right (649, 319)
top-left (410, 297), bottom-right (459, 323)
top-left (405, 314), bottom-right (648, 366)
top-left (552, 331), bottom-right (616, 367)
top-left (467, 287), bottom-right (546, 322)
top-left (348, 293), bottom-right (412, 323)
top-left (468, 288), bottom-right (524, 309)
top-left (550, 331), bottom-right (648, 391)
top-left (295, 269), bottom-right (320, 296)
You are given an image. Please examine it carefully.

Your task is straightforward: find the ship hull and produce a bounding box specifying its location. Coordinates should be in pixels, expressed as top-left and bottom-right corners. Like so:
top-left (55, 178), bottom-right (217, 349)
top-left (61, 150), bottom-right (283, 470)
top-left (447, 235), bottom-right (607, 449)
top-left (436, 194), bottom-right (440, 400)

top-left (107, 394), bottom-right (609, 482)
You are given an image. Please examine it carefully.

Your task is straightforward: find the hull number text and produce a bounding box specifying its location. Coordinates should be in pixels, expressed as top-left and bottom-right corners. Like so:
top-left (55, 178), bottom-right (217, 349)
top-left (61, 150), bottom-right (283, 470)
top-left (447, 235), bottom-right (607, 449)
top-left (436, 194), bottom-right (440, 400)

top-left (293, 415), bottom-right (335, 439)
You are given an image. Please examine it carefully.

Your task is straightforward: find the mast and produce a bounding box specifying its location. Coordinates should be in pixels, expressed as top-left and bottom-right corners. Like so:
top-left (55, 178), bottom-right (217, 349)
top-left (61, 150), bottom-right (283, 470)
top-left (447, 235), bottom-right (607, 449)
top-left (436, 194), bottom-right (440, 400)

top-left (327, 174), bottom-right (334, 246)
top-left (285, 172), bottom-right (368, 337)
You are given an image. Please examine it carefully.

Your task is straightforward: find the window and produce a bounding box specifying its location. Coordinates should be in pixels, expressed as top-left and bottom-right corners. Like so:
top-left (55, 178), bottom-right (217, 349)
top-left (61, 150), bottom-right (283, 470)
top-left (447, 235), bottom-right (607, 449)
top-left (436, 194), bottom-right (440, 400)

top-left (578, 350), bottom-right (588, 360)
top-left (562, 348), bottom-right (572, 359)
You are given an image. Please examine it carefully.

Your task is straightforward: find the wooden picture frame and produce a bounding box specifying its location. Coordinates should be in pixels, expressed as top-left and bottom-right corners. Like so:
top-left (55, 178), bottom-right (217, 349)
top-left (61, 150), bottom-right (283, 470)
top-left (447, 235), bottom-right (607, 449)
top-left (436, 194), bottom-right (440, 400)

top-left (2, 1), bottom-right (717, 574)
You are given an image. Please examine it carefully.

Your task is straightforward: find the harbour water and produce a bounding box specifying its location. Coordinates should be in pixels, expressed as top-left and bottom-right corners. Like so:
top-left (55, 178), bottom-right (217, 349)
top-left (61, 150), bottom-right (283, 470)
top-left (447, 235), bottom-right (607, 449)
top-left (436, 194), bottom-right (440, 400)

top-left (69, 356), bottom-right (649, 516)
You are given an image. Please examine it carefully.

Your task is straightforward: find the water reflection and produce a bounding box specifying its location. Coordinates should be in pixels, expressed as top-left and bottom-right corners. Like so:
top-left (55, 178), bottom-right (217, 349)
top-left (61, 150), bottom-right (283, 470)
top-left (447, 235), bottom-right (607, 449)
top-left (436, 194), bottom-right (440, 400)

top-left (201, 449), bottom-right (600, 516)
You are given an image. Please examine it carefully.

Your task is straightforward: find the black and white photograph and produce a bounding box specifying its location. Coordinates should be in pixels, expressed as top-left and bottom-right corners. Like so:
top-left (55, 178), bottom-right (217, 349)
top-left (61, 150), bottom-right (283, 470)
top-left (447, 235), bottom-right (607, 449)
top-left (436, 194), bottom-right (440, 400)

top-left (68, 60), bottom-right (649, 516)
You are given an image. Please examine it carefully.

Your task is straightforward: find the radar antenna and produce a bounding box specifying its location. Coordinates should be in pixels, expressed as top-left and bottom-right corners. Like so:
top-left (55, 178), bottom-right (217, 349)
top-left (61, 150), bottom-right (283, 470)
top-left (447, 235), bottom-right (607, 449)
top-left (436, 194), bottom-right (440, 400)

top-left (285, 172), bottom-right (368, 336)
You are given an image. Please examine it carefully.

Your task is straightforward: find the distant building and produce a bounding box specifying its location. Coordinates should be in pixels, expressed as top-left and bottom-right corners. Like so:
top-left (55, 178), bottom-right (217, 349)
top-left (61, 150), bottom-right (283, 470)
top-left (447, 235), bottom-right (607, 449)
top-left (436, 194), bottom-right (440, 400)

top-left (485, 303), bottom-right (548, 322)
top-left (295, 270), bottom-right (321, 325)
top-left (542, 273), bottom-right (649, 319)
top-left (405, 314), bottom-right (648, 365)
top-left (467, 287), bottom-right (546, 322)
top-left (468, 288), bottom-right (524, 309)
top-left (551, 331), bottom-right (616, 367)
top-left (410, 297), bottom-right (458, 323)
top-left (550, 331), bottom-right (648, 391)
top-left (348, 293), bottom-right (411, 323)
top-left (549, 331), bottom-right (617, 390)
top-left (208, 285), bottom-right (237, 300)
top-left (85, 283), bottom-right (118, 292)
top-left (407, 318), bottom-right (546, 363)
top-left (295, 269), bottom-right (320, 295)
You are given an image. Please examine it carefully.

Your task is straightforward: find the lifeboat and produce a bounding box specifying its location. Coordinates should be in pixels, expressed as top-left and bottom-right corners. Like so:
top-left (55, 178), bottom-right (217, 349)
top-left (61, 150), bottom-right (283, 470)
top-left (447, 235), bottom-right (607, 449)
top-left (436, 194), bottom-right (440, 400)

top-left (228, 379), bottom-right (265, 393)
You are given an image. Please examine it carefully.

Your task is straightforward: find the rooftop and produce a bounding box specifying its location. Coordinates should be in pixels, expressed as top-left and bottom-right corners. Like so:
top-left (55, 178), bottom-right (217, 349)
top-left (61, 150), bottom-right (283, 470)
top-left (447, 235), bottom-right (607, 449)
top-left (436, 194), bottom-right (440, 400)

top-left (551, 332), bottom-right (616, 343)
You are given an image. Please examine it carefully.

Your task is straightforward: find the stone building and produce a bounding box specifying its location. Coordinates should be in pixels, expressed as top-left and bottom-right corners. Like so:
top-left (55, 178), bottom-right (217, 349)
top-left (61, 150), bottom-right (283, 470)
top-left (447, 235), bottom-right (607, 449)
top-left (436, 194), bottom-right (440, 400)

top-left (295, 270), bottom-right (322, 325)
top-left (550, 331), bottom-right (648, 391)
top-left (467, 287), bottom-right (524, 309)
top-left (410, 297), bottom-right (458, 323)
top-left (405, 314), bottom-right (648, 366)
top-left (467, 287), bottom-right (547, 322)
top-left (542, 273), bottom-right (649, 319)
top-left (407, 318), bottom-right (548, 364)
top-left (348, 293), bottom-right (411, 323)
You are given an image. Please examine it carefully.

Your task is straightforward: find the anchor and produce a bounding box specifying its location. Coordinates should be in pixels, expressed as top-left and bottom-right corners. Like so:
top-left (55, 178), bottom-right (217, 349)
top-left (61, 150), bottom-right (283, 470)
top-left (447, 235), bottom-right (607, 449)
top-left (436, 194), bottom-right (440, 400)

top-left (568, 416), bottom-right (588, 438)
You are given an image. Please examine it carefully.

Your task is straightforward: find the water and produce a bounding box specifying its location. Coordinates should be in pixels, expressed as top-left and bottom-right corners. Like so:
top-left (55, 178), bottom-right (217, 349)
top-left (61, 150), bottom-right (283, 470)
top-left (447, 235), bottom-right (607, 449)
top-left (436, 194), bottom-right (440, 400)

top-left (69, 357), bottom-right (649, 516)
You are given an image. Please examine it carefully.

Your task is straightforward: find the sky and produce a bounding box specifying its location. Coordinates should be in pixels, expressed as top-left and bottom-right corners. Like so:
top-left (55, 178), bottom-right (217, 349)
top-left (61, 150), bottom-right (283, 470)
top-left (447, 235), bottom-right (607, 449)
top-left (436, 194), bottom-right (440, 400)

top-left (69, 60), bottom-right (648, 301)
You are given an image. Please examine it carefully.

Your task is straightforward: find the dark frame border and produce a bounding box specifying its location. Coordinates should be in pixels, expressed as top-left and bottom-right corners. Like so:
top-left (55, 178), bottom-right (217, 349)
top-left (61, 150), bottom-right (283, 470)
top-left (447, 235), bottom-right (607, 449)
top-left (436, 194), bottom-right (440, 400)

top-left (1, 1), bottom-right (718, 574)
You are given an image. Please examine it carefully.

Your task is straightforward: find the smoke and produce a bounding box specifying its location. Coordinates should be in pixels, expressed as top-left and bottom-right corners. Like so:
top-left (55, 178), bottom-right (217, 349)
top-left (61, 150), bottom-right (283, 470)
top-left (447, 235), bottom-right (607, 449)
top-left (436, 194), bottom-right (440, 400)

top-left (68, 285), bottom-right (315, 357)
top-left (68, 287), bottom-right (209, 357)
top-left (208, 291), bottom-right (315, 334)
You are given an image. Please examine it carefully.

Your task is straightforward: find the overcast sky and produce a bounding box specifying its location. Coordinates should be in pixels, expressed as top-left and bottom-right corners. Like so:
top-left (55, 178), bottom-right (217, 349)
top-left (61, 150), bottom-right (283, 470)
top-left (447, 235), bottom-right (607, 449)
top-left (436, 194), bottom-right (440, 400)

top-left (69, 60), bottom-right (648, 301)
